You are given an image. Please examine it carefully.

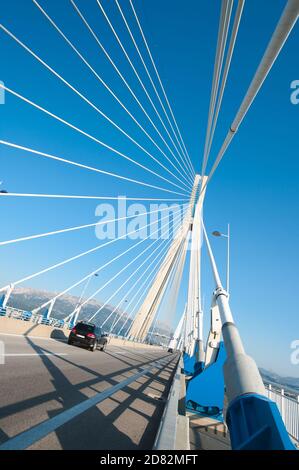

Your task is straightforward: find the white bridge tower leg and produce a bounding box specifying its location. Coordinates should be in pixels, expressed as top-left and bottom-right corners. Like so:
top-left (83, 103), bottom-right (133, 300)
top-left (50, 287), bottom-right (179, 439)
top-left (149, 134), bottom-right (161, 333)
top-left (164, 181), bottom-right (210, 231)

top-left (185, 177), bottom-right (207, 367)
top-left (128, 176), bottom-right (202, 341)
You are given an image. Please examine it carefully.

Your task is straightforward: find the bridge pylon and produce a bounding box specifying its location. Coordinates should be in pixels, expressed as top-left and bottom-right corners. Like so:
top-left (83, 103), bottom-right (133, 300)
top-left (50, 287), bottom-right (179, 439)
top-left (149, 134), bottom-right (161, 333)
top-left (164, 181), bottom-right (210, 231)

top-left (128, 175), bottom-right (202, 342)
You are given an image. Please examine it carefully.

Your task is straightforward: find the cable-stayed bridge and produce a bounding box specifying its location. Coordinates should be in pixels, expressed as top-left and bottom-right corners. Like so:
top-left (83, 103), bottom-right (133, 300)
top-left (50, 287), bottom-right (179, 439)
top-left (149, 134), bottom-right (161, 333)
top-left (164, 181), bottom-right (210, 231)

top-left (0, 0), bottom-right (299, 452)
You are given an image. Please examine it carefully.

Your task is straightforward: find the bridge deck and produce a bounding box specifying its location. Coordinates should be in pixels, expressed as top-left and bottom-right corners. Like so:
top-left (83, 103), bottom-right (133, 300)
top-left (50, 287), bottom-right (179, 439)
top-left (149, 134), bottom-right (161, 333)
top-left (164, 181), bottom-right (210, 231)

top-left (0, 334), bottom-right (179, 450)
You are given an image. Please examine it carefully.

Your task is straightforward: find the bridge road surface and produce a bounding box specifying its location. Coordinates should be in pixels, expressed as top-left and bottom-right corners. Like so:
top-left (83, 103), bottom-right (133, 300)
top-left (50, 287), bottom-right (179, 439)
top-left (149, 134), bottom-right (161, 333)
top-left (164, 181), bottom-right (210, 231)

top-left (0, 333), bottom-right (179, 450)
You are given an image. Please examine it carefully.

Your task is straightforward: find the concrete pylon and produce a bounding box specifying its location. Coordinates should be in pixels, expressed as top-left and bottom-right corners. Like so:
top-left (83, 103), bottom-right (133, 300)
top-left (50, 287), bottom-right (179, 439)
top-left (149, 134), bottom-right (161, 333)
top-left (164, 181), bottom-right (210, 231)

top-left (128, 176), bottom-right (201, 341)
top-left (184, 176), bottom-right (207, 366)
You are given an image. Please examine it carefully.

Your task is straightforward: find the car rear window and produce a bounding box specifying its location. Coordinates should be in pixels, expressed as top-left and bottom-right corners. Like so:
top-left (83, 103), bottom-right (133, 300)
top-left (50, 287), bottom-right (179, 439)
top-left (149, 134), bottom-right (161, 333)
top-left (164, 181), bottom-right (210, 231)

top-left (76, 323), bottom-right (95, 333)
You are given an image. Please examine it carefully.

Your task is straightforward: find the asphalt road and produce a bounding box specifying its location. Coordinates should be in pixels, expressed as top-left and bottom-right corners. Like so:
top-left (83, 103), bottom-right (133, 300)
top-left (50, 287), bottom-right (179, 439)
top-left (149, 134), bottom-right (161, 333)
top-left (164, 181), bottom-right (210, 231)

top-left (0, 333), bottom-right (179, 450)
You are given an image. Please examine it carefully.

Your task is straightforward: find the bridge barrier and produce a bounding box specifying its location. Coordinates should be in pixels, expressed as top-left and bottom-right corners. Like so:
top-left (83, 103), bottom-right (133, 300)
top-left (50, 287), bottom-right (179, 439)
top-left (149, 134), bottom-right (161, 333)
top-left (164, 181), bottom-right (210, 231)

top-left (0, 306), bottom-right (65, 327)
top-left (153, 356), bottom-right (190, 450)
top-left (0, 315), bottom-right (70, 339)
top-left (265, 383), bottom-right (299, 444)
top-left (0, 314), bottom-right (163, 350)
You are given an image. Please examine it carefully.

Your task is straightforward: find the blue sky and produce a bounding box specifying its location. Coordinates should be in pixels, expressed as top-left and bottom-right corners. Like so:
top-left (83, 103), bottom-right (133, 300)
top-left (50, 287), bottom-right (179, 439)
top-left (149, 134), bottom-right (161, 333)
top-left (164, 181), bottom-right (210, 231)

top-left (0, 0), bottom-right (298, 376)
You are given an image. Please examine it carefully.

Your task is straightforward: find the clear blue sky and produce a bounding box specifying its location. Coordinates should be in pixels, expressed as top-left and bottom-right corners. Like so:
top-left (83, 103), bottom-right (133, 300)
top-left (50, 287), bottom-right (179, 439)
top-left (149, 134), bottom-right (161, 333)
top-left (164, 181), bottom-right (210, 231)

top-left (0, 0), bottom-right (298, 376)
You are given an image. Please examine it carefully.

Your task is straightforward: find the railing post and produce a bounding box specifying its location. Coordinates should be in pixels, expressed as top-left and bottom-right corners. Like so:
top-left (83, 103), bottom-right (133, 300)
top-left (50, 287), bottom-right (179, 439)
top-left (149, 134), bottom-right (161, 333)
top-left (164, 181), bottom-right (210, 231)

top-left (281, 389), bottom-right (285, 422)
top-left (0, 284), bottom-right (14, 309)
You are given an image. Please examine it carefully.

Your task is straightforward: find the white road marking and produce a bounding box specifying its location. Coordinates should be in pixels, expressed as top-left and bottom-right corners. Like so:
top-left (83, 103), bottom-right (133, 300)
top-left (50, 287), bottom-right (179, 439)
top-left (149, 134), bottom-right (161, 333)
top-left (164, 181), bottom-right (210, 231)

top-left (0, 355), bottom-right (173, 450)
top-left (4, 353), bottom-right (68, 357)
top-left (0, 332), bottom-right (67, 342)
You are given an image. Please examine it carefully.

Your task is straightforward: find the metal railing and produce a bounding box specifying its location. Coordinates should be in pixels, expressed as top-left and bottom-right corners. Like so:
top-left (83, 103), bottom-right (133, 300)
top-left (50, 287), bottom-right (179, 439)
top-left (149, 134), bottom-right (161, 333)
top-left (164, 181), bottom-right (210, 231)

top-left (0, 306), bottom-right (162, 346)
top-left (0, 306), bottom-right (70, 329)
top-left (265, 383), bottom-right (299, 443)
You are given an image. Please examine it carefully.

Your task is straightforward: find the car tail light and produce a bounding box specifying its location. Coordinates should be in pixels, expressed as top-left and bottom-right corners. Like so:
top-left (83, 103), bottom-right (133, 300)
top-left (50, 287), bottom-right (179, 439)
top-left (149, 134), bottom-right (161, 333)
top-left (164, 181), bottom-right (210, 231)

top-left (87, 333), bottom-right (96, 339)
top-left (71, 328), bottom-right (77, 334)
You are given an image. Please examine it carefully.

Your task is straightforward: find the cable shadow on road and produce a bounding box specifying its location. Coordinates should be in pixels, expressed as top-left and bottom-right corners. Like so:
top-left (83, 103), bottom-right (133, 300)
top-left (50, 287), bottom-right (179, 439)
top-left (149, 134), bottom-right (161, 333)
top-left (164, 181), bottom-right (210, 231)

top-left (102, 348), bottom-right (164, 368)
top-left (36, 353), bottom-right (179, 450)
top-left (0, 335), bottom-right (178, 450)
top-left (17, 336), bottom-right (139, 450)
top-left (0, 345), bottom-right (171, 425)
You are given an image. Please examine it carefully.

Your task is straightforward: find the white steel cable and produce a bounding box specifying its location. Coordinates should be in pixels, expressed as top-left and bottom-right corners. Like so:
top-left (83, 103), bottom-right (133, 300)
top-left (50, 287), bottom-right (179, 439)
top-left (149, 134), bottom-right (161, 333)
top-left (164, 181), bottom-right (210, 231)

top-left (121, 247), bottom-right (177, 338)
top-left (32, 0), bottom-right (193, 190)
top-left (90, 233), bottom-right (171, 324)
top-left (145, 239), bottom-right (184, 341)
top-left (0, 204), bottom-right (187, 247)
top-left (110, 213), bottom-right (189, 334)
top-left (32, 206), bottom-right (185, 314)
top-left (114, 0), bottom-right (193, 180)
top-left (70, 0), bottom-right (193, 189)
top-left (80, 207), bottom-right (186, 314)
top-left (0, 140), bottom-right (190, 197)
top-left (114, 214), bottom-right (190, 336)
top-left (114, 231), bottom-right (181, 335)
top-left (158, 232), bottom-right (189, 328)
top-left (0, 202), bottom-right (186, 294)
top-left (205, 0), bottom-right (245, 162)
top-left (68, 209), bottom-right (184, 319)
top-left (201, 0), bottom-right (233, 179)
top-left (201, 0), bottom-right (227, 178)
top-left (96, 0), bottom-right (194, 186)
top-left (202, 0), bottom-right (299, 194)
top-left (0, 192), bottom-right (187, 203)
top-left (121, 223), bottom-right (189, 337)
top-left (119, 252), bottom-right (170, 337)
top-left (116, 262), bottom-right (161, 336)
top-left (0, 84), bottom-right (189, 197)
top-left (0, 25), bottom-right (190, 194)
top-left (89, 211), bottom-right (184, 324)
top-left (129, 0), bottom-right (195, 178)
top-left (135, 232), bottom-right (186, 341)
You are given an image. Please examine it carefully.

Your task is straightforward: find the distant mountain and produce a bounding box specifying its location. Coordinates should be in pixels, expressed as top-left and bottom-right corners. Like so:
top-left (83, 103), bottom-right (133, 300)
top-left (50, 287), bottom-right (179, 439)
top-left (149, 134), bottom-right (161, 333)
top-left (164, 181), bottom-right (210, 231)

top-left (7, 287), bottom-right (130, 333)
top-left (6, 287), bottom-right (172, 339)
top-left (260, 368), bottom-right (299, 393)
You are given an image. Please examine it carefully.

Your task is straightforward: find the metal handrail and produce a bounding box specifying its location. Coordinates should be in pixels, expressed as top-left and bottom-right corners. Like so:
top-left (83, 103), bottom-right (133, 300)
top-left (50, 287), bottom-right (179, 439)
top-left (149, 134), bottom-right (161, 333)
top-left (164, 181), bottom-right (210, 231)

top-left (265, 383), bottom-right (299, 443)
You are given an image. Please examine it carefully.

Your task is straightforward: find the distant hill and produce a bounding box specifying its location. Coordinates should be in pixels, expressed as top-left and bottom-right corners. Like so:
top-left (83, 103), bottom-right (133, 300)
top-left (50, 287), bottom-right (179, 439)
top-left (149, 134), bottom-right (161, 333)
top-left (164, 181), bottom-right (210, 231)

top-left (6, 287), bottom-right (172, 339)
top-left (7, 287), bottom-right (130, 333)
top-left (260, 368), bottom-right (299, 393)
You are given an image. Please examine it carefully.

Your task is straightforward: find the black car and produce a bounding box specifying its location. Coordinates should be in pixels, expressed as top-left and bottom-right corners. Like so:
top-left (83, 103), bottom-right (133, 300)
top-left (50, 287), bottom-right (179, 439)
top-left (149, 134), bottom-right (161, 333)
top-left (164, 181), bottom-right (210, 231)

top-left (68, 321), bottom-right (108, 352)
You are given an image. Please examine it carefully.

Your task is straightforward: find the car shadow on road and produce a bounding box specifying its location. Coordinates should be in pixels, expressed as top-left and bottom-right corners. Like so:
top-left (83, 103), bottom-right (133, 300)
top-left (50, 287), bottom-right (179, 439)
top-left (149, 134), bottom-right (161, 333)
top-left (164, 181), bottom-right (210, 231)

top-left (50, 329), bottom-right (68, 341)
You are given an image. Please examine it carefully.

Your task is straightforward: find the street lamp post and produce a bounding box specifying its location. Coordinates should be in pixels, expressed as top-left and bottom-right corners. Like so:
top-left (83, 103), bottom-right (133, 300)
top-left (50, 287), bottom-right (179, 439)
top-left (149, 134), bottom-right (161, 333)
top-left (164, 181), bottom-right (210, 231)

top-left (212, 223), bottom-right (230, 294)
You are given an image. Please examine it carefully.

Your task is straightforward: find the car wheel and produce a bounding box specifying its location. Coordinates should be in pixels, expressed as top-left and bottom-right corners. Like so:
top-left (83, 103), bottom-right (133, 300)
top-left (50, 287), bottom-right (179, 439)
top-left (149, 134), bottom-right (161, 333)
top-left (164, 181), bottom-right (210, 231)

top-left (68, 338), bottom-right (73, 345)
top-left (90, 341), bottom-right (97, 352)
top-left (101, 343), bottom-right (106, 352)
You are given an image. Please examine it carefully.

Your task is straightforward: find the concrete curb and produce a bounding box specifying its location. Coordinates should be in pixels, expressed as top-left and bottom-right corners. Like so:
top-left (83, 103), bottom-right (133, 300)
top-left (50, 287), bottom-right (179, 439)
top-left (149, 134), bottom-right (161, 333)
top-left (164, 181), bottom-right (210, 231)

top-left (153, 356), bottom-right (190, 450)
